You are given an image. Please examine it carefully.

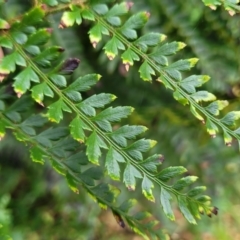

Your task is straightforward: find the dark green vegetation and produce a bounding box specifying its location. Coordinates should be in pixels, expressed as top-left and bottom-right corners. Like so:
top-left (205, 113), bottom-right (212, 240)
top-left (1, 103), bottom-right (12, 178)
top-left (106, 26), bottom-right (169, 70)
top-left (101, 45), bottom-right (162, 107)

top-left (0, 0), bottom-right (240, 239)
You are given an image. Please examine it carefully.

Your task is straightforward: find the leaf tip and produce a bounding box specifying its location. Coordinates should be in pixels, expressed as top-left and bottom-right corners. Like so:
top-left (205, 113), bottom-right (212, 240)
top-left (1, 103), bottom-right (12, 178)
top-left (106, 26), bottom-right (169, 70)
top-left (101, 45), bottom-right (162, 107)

top-left (188, 58), bottom-right (199, 67)
top-left (111, 95), bottom-right (117, 100)
top-left (105, 51), bottom-right (116, 60)
top-left (97, 74), bottom-right (102, 80)
top-left (160, 34), bottom-right (167, 42)
top-left (178, 42), bottom-right (186, 50)
top-left (150, 140), bottom-right (157, 148)
top-left (209, 5), bottom-right (217, 10)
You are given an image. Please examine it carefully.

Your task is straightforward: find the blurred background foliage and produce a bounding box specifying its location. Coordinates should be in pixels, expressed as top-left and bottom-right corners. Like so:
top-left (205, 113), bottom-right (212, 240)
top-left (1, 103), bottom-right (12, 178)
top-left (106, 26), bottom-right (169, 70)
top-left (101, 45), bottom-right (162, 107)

top-left (1, 0), bottom-right (240, 239)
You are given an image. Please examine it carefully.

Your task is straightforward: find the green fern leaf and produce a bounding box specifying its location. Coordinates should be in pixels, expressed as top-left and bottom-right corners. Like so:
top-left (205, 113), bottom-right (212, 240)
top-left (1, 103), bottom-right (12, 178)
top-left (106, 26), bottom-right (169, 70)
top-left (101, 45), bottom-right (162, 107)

top-left (160, 187), bottom-right (175, 221)
top-left (123, 163), bottom-right (142, 190)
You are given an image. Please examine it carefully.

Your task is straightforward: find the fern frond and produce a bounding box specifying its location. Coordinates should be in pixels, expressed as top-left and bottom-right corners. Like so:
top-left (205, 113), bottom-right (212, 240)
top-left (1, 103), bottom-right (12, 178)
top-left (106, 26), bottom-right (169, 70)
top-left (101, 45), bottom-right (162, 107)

top-left (59, 1), bottom-right (240, 148)
top-left (0, 9), bottom-right (217, 226)
top-left (0, 95), bottom-right (169, 240)
top-left (0, 2), bottom-right (222, 236)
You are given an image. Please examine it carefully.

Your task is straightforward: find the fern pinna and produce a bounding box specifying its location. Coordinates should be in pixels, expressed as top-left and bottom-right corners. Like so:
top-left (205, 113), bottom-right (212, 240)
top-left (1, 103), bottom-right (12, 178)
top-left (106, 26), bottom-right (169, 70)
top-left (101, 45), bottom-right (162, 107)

top-left (3, 0), bottom-right (239, 239)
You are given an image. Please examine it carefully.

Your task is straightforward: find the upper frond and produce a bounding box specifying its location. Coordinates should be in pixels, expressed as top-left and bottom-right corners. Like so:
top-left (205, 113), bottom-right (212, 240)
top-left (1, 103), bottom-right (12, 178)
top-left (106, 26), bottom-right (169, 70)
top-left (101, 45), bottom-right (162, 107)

top-left (49, 1), bottom-right (240, 149)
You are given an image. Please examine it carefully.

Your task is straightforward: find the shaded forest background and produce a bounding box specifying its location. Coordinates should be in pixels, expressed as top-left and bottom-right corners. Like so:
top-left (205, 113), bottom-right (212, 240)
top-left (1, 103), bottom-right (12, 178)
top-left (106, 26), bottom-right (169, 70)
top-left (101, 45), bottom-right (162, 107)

top-left (1, 0), bottom-right (240, 239)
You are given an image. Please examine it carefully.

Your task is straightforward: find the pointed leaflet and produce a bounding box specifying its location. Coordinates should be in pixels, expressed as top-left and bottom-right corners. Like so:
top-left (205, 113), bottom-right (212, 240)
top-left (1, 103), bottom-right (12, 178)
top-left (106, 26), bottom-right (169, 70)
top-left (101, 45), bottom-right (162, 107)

top-left (81, 9), bottom-right (95, 21)
top-left (64, 152), bottom-right (88, 173)
top-left (93, 106), bottom-right (133, 122)
top-left (0, 52), bottom-right (26, 73)
top-left (140, 154), bottom-right (164, 173)
top-left (120, 12), bottom-right (149, 40)
top-left (190, 104), bottom-right (204, 122)
top-left (60, 5), bottom-right (82, 27)
top-left (119, 199), bottom-right (137, 213)
top-left (191, 91), bottom-right (216, 103)
top-left (121, 48), bottom-right (140, 68)
top-left (110, 125), bottom-right (147, 148)
top-left (49, 74), bottom-right (67, 87)
top-left (13, 66), bottom-right (40, 95)
top-left (25, 28), bottom-right (51, 46)
top-left (180, 75), bottom-right (210, 94)
top-left (142, 175), bottom-right (155, 202)
top-left (51, 159), bottom-right (66, 176)
top-left (105, 3), bottom-right (129, 26)
top-left (21, 6), bottom-right (45, 26)
top-left (206, 118), bottom-right (219, 137)
top-left (172, 176), bottom-right (198, 191)
top-left (105, 147), bottom-right (121, 180)
top-left (89, 23), bottom-right (109, 47)
top-left (165, 58), bottom-right (199, 82)
top-left (80, 93), bottom-right (116, 111)
top-left (105, 2), bottom-right (129, 17)
top-left (160, 187), bottom-right (175, 221)
top-left (30, 146), bottom-right (45, 164)
top-left (91, 183), bottom-right (116, 205)
top-left (221, 111), bottom-right (240, 126)
top-left (178, 196), bottom-right (197, 224)
top-left (92, 4), bottom-right (109, 15)
top-left (125, 139), bottom-right (157, 161)
top-left (69, 116), bottom-right (85, 142)
top-left (65, 74), bottom-right (100, 93)
top-left (157, 166), bottom-right (187, 182)
top-left (31, 82), bottom-right (54, 104)
top-left (0, 36), bottom-right (13, 49)
top-left (205, 100), bottom-right (229, 116)
top-left (167, 58), bottom-right (199, 71)
top-left (33, 46), bottom-right (64, 67)
top-left (173, 90), bottom-right (188, 105)
top-left (34, 127), bottom-right (69, 147)
top-left (66, 172), bottom-right (79, 194)
top-left (157, 76), bottom-right (174, 90)
top-left (150, 42), bottom-right (186, 65)
top-left (189, 201), bottom-right (201, 220)
top-left (223, 130), bottom-right (232, 146)
top-left (123, 163), bottom-right (142, 190)
top-left (22, 115), bottom-right (47, 128)
top-left (139, 61), bottom-right (155, 81)
top-left (188, 186), bottom-right (207, 197)
top-left (86, 131), bottom-right (107, 165)
top-left (47, 99), bottom-right (72, 123)
top-left (79, 167), bottom-right (103, 186)
top-left (104, 36), bottom-right (125, 60)
top-left (135, 32), bottom-right (166, 52)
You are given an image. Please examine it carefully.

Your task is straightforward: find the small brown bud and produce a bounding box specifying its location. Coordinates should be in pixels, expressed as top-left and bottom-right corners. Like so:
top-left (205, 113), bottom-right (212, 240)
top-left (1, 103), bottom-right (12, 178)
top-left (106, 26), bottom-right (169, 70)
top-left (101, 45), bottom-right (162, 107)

top-left (211, 206), bottom-right (218, 216)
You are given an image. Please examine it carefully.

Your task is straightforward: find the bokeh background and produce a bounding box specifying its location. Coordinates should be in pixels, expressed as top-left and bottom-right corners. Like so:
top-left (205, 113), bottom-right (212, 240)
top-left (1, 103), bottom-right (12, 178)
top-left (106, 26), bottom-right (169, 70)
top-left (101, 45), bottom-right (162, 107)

top-left (1, 0), bottom-right (240, 239)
